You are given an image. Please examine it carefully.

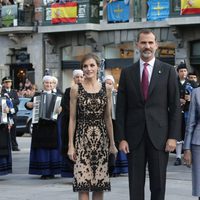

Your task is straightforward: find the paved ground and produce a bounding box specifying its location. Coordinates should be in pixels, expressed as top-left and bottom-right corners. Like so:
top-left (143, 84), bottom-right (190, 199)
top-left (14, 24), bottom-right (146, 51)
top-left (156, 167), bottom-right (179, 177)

top-left (0, 136), bottom-right (197, 200)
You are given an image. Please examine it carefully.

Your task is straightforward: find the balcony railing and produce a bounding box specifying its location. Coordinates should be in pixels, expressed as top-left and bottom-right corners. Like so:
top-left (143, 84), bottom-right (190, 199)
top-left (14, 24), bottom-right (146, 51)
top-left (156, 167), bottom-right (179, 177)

top-left (41, 0), bottom-right (200, 26)
top-left (1, 0), bottom-right (198, 30)
top-left (0, 4), bottom-right (34, 28)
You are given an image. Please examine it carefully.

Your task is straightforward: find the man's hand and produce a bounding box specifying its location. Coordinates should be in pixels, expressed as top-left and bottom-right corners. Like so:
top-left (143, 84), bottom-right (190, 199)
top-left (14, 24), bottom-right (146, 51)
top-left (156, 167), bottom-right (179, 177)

top-left (119, 140), bottom-right (130, 154)
top-left (184, 94), bottom-right (191, 102)
top-left (180, 98), bottom-right (186, 106)
top-left (183, 150), bottom-right (192, 167)
top-left (165, 139), bottom-right (176, 152)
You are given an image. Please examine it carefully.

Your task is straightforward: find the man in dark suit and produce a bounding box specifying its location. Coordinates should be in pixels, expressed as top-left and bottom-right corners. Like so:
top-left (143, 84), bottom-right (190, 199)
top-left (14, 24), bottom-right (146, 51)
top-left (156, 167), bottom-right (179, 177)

top-left (116, 29), bottom-right (181, 200)
top-left (1, 76), bottom-right (20, 151)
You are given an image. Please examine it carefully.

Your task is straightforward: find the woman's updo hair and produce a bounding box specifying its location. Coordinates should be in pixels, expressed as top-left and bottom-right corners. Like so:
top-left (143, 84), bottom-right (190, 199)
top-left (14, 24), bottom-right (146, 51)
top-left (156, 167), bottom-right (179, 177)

top-left (80, 53), bottom-right (100, 69)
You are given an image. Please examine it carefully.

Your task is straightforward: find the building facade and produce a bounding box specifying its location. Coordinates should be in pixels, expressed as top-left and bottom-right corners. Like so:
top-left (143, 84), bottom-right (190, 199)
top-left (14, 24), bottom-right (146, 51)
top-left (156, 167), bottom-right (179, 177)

top-left (0, 0), bottom-right (200, 90)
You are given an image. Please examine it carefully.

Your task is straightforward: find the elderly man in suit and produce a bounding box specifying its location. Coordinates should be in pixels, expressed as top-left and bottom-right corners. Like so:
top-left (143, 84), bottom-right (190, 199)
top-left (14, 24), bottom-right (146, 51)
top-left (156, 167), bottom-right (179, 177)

top-left (116, 29), bottom-right (181, 200)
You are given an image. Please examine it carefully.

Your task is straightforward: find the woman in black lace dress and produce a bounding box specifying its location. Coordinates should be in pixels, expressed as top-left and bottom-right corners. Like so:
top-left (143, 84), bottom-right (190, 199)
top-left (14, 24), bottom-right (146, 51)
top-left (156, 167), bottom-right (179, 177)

top-left (68, 53), bottom-right (118, 200)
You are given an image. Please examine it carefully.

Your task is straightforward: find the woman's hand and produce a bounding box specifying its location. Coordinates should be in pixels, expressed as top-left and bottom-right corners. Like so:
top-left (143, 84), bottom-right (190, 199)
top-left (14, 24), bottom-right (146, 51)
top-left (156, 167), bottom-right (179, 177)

top-left (109, 144), bottom-right (118, 157)
top-left (8, 124), bottom-right (12, 131)
top-left (184, 150), bottom-right (192, 167)
top-left (3, 106), bottom-right (10, 113)
top-left (67, 145), bottom-right (77, 162)
top-left (58, 106), bottom-right (62, 114)
top-left (55, 106), bottom-right (62, 114)
top-left (26, 102), bottom-right (34, 109)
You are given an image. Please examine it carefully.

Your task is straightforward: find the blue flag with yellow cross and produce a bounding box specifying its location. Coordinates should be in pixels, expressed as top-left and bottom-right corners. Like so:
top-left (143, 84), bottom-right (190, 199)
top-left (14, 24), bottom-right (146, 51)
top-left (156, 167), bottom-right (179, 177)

top-left (107, 0), bottom-right (130, 22)
top-left (147, 0), bottom-right (169, 21)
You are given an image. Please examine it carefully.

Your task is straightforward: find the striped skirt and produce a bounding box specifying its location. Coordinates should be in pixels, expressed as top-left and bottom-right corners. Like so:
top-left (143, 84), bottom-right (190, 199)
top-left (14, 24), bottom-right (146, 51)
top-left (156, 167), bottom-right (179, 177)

top-left (29, 147), bottom-right (62, 176)
top-left (0, 125), bottom-right (12, 176)
top-left (29, 122), bottom-right (62, 176)
top-left (112, 151), bottom-right (128, 176)
top-left (0, 152), bottom-right (12, 176)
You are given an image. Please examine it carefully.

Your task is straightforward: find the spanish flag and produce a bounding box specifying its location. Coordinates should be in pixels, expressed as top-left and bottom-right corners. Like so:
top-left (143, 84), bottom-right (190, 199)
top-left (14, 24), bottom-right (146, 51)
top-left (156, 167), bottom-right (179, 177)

top-left (181, 0), bottom-right (200, 15)
top-left (51, 2), bottom-right (77, 24)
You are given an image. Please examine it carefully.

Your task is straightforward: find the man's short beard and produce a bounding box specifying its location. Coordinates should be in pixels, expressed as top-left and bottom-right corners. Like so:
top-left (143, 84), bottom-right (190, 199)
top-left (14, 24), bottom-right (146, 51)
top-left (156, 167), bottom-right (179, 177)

top-left (142, 51), bottom-right (152, 58)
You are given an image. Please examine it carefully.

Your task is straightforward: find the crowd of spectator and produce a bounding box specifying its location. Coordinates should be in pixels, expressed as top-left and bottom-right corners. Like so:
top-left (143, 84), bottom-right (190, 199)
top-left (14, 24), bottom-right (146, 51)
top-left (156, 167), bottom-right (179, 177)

top-left (17, 78), bottom-right (37, 98)
top-left (0, 0), bottom-right (15, 6)
top-left (0, 0), bottom-right (32, 7)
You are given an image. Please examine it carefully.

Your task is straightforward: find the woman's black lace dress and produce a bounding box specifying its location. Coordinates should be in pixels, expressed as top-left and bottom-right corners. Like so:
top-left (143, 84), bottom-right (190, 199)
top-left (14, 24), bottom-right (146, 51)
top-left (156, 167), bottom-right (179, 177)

top-left (73, 83), bottom-right (110, 192)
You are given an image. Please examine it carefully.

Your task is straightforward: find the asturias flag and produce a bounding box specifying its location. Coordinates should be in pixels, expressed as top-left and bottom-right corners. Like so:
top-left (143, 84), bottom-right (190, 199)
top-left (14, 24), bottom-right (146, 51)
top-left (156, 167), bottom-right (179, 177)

top-left (147, 0), bottom-right (169, 21)
top-left (107, 1), bottom-right (130, 23)
top-left (181, 0), bottom-right (200, 14)
top-left (51, 2), bottom-right (77, 24)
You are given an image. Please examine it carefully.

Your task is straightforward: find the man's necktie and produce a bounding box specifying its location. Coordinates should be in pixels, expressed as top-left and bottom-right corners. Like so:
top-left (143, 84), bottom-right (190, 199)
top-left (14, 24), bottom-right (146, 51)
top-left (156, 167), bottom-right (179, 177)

top-left (142, 63), bottom-right (149, 101)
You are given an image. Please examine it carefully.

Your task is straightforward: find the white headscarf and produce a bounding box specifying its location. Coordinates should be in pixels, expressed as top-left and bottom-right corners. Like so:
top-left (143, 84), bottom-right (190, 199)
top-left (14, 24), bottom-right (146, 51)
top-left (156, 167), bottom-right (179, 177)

top-left (104, 75), bottom-right (115, 84)
top-left (73, 69), bottom-right (83, 78)
top-left (52, 76), bottom-right (58, 85)
top-left (43, 75), bottom-right (53, 82)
